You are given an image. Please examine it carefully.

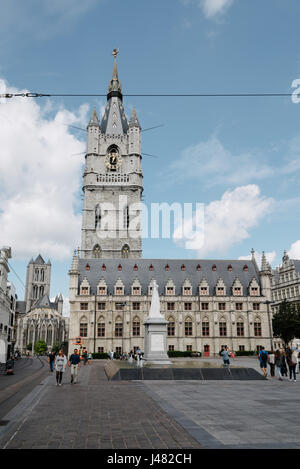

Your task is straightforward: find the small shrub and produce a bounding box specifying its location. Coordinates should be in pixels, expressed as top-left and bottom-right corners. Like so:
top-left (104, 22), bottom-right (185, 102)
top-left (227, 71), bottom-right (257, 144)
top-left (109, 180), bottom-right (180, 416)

top-left (167, 351), bottom-right (201, 358)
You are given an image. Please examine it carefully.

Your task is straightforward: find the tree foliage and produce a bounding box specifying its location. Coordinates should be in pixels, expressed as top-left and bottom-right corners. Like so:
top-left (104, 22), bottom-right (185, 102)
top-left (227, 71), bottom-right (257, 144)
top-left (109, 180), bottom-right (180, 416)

top-left (34, 340), bottom-right (48, 355)
top-left (272, 300), bottom-right (300, 346)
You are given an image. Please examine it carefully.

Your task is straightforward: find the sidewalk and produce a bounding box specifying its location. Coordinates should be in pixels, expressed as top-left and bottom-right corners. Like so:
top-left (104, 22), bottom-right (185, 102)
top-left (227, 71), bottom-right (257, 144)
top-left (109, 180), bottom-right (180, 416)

top-left (0, 361), bottom-right (201, 449)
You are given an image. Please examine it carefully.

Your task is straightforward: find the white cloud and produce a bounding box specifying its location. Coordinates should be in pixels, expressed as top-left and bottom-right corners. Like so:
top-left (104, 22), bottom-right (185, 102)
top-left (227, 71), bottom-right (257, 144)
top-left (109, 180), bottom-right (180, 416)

top-left (0, 78), bottom-right (88, 260)
top-left (238, 251), bottom-right (277, 268)
top-left (170, 136), bottom-right (274, 188)
top-left (173, 184), bottom-right (273, 256)
top-left (288, 240), bottom-right (300, 259)
top-left (200, 0), bottom-right (235, 18)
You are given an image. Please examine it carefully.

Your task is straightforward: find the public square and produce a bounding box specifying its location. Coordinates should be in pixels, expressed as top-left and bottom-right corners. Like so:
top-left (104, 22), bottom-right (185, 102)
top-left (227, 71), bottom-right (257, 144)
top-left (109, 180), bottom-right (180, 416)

top-left (0, 356), bottom-right (300, 450)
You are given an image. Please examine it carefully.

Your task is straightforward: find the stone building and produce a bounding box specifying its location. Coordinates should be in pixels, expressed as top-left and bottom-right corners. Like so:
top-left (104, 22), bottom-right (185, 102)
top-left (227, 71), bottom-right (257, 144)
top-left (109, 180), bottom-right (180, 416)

top-left (68, 53), bottom-right (273, 356)
top-left (271, 250), bottom-right (300, 349)
top-left (15, 255), bottom-right (68, 353)
top-left (0, 247), bottom-right (17, 362)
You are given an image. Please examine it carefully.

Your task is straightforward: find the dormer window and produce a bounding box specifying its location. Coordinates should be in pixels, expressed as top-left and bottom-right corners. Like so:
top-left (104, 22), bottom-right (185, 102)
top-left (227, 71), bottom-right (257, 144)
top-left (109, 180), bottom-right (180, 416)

top-left (200, 286), bottom-right (208, 295)
top-left (184, 286), bottom-right (191, 295)
top-left (81, 287), bottom-right (89, 295)
top-left (167, 286), bottom-right (174, 295)
top-left (217, 287), bottom-right (224, 295)
top-left (132, 286), bottom-right (141, 295)
top-left (102, 264), bottom-right (106, 271)
top-left (85, 264), bottom-right (90, 271)
top-left (116, 287), bottom-right (123, 295)
top-left (196, 264), bottom-right (201, 271)
top-left (251, 287), bottom-right (258, 296)
top-left (228, 265), bottom-right (232, 272)
top-left (181, 264), bottom-right (186, 271)
top-left (243, 264), bottom-right (248, 272)
top-left (133, 264), bottom-right (138, 271)
top-left (149, 264), bottom-right (154, 271)
top-left (212, 265), bottom-right (217, 271)
top-left (98, 286), bottom-right (106, 295)
top-left (234, 287), bottom-right (242, 295)
top-left (118, 264), bottom-right (122, 271)
top-left (165, 264), bottom-right (169, 271)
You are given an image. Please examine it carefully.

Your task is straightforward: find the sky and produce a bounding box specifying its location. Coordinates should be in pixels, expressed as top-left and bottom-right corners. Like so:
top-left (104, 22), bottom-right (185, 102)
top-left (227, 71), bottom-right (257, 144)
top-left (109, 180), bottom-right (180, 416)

top-left (1, 0), bottom-right (300, 315)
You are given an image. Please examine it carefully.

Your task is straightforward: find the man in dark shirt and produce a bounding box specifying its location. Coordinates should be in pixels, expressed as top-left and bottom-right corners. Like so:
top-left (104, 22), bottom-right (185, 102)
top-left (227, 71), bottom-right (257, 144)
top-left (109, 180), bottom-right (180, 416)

top-left (68, 349), bottom-right (81, 384)
top-left (49, 352), bottom-right (55, 372)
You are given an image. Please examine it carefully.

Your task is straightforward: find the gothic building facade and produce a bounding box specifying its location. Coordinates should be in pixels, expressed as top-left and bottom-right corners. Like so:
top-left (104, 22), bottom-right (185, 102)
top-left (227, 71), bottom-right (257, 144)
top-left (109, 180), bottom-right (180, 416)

top-left (68, 54), bottom-right (273, 356)
top-left (15, 255), bottom-right (68, 353)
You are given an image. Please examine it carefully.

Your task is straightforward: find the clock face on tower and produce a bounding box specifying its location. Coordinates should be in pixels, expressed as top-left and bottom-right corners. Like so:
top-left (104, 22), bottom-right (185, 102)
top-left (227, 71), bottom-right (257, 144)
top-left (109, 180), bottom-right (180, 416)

top-left (105, 149), bottom-right (122, 171)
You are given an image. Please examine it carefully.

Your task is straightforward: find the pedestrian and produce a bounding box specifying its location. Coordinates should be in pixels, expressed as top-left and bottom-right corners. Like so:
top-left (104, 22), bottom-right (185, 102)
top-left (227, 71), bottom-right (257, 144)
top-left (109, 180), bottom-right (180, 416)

top-left (221, 346), bottom-right (230, 368)
top-left (275, 350), bottom-right (283, 381)
top-left (68, 349), bottom-right (81, 384)
top-left (258, 347), bottom-right (268, 378)
top-left (88, 352), bottom-right (92, 364)
top-left (82, 349), bottom-right (88, 365)
top-left (287, 347), bottom-right (298, 382)
top-left (268, 350), bottom-right (275, 378)
top-left (54, 350), bottom-right (67, 386)
top-left (49, 351), bottom-right (55, 372)
top-left (281, 350), bottom-right (288, 377)
top-left (111, 350), bottom-right (114, 360)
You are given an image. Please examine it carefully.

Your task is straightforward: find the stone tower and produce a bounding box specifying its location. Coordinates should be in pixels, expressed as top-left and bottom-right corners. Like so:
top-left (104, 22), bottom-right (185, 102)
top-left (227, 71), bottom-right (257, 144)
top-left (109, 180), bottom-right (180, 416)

top-left (25, 254), bottom-right (51, 312)
top-left (81, 52), bottom-right (143, 259)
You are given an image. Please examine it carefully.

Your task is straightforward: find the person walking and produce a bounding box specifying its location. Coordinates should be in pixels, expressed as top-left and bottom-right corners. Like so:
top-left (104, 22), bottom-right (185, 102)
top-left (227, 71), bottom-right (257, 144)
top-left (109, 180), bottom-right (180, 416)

top-left (287, 347), bottom-right (298, 382)
top-left (258, 347), bottom-right (268, 378)
top-left (268, 350), bottom-right (275, 378)
top-left (281, 350), bottom-right (288, 378)
top-left (275, 350), bottom-right (283, 381)
top-left (221, 346), bottom-right (230, 368)
top-left (88, 352), bottom-right (92, 364)
top-left (54, 350), bottom-right (67, 386)
top-left (49, 351), bottom-right (55, 372)
top-left (68, 349), bottom-right (81, 384)
top-left (82, 349), bottom-right (88, 365)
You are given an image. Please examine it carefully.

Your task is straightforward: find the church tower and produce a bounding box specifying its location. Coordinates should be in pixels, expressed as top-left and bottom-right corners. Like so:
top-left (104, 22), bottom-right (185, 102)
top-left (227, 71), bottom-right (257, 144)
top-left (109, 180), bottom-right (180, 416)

top-left (81, 50), bottom-right (143, 259)
top-left (25, 254), bottom-right (51, 312)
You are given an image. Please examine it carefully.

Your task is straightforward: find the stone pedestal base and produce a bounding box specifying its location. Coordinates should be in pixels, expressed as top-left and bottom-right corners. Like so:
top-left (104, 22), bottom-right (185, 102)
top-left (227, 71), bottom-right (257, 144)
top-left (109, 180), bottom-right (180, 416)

top-left (143, 317), bottom-right (171, 364)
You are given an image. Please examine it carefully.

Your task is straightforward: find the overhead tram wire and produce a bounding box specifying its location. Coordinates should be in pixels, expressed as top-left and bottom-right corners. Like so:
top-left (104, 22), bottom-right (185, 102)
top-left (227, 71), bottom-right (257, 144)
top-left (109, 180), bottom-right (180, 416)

top-left (0, 92), bottom-right (295, 99)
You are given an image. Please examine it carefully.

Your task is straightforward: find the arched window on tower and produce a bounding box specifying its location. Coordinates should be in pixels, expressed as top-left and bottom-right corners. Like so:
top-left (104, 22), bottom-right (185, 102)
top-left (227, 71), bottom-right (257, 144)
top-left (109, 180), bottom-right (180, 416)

top-left (93, 245), bottom-right (101, 258)
top-left (95, 204), bottom-right (101, 230)
top-left (123, 205), bottom-right (129, 230)
top-left (122, 245), bottom-right (130, 258)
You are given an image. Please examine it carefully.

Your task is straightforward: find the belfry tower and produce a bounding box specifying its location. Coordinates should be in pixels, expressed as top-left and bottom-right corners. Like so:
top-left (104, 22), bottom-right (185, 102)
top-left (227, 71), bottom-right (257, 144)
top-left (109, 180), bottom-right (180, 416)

top-left (81, 50), bottom-right (143, 259)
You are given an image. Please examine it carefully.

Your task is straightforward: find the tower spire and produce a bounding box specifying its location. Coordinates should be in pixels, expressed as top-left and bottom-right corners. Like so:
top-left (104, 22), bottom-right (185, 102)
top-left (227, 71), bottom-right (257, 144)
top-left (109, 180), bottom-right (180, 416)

top-left (107, 48), bottom-right (122, 99)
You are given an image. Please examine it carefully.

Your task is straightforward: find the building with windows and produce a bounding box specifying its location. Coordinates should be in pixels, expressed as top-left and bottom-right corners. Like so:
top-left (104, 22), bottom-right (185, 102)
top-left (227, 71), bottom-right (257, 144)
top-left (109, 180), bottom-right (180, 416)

top-left (0, 247), bottom-right (17, 363)
top-left (68, 53), bottom-right (273, 356)
top-left (15, 255), bottom-right (68, 353)
top-left (271, 250), bottom-right (300, 349)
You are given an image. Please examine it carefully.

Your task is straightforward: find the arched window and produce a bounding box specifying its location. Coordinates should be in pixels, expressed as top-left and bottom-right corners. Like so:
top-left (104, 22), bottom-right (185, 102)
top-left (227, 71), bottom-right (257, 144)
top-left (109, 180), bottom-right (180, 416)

top-left (121, 245), bottom-right (130, 258)
top-left (132, 317), bottom-right (140, 336)
top-left (40, 286), bottom-right (44, 297)
top-left (93, 245), bottom-right (101, 258)
top-left (40, 270), bottom-right (45, 282)
top-left (95, 204), bottom-right (101, 230)
top-left (97, 318), bottom-right (105, 337)
top-left (115, 317), bottom-right (123, 337)
top-left (46, 325), bottom-right (52, 345)
top-left (185, 317), bottom-right (193, 336)
top-left (80, 317), bottom-right (88, 337)
top-left (123, 205), bottom-right (129, 230)
top-left (237, 319), bottom-right (244, 337)
top-left (34, 269), bottom-right (39, 281)
top-left (167, 317), bottom-right (175, 336)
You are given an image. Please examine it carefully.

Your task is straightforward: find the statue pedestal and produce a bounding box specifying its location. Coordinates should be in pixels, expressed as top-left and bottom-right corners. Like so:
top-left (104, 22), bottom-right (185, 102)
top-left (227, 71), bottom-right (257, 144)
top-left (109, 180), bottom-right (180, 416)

top-left (143, 317), bottom-right (171, 364)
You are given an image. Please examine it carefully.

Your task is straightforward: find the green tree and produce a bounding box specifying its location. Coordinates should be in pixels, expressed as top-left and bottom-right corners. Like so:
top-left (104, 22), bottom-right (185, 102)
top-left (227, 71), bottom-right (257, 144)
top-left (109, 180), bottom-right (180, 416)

top-left (272, 300), bottom-right (300, 347)
top-left (34, 340), bottom-right (48, 355)
top-left (51, 343), bottom-right (60, 355)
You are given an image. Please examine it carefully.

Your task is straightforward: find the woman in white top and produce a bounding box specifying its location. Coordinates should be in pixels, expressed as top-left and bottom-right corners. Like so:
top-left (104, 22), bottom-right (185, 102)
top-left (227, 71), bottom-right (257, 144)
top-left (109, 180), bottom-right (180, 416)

top-left (54, 350), bottom-right (67, 386)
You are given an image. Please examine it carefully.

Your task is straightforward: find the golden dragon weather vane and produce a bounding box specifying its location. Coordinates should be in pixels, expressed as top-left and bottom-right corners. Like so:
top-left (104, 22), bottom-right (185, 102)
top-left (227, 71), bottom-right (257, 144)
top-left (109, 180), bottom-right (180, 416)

top-left (112, 48), bottom-right (119, 59)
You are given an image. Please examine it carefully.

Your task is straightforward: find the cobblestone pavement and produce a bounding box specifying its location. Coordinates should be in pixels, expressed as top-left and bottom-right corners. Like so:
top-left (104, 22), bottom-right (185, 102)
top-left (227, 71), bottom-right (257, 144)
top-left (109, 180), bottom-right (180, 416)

top-left (0, 361), bottom-right (201, 449)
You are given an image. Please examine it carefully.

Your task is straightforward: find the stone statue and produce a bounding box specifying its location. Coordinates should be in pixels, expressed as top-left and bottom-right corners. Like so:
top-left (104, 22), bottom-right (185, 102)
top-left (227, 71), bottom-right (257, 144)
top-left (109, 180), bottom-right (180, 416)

top-left (148, 281), bottom-right (163, 318)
